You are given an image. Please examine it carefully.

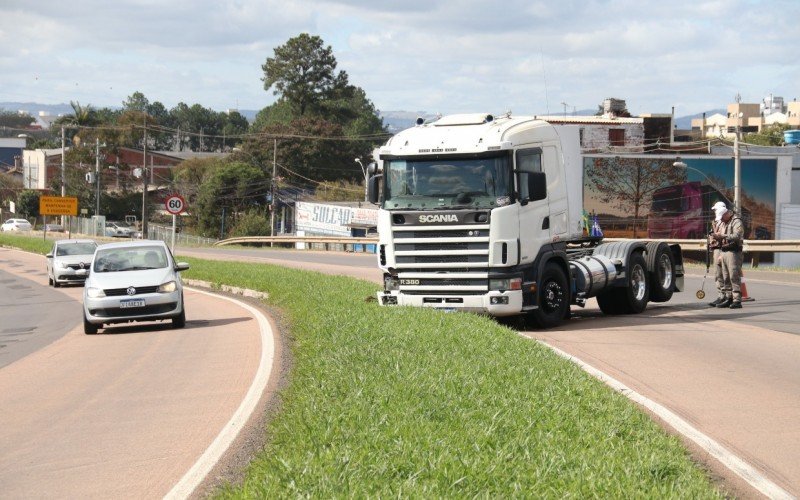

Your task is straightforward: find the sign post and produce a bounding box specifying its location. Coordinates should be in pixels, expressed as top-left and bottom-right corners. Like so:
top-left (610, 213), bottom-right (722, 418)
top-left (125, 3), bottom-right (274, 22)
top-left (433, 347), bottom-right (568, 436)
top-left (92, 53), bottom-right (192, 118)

top-left (164, 194), bottom-right (186, 253)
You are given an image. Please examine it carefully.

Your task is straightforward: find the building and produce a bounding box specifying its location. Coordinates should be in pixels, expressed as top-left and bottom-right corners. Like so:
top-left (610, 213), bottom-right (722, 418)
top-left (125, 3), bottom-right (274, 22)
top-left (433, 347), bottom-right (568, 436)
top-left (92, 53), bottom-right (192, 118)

top-left (0, 138), bottom-right (25, 171)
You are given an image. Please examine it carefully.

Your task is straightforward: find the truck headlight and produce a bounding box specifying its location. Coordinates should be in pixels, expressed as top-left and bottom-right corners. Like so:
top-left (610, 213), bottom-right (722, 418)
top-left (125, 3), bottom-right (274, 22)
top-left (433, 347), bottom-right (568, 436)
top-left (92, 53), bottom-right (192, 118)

top-left (158, 281), bottom-right (177, 293)
top-left (86, 287), bottom-right (106, 298)
top-left (489, 277), bottom-right (522, 291)
top-left (384, 275), bottom-right (400, 291)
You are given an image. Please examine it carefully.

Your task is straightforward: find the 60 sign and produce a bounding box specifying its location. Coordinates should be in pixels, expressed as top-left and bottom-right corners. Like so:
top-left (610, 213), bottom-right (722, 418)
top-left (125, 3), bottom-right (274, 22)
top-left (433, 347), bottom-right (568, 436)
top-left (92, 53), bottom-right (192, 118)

top-left (165, 194), bottom-right (186, 215)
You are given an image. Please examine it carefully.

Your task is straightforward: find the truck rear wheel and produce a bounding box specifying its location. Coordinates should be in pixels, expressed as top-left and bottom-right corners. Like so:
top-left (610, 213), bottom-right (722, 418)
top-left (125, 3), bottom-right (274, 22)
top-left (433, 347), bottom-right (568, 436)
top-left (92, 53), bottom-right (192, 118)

top-left (646, 241), bottom-right (675, 302)
top-left (530, 262), bottom-right (569, 329)
top-left (596, 251), bottom-right (649, 315)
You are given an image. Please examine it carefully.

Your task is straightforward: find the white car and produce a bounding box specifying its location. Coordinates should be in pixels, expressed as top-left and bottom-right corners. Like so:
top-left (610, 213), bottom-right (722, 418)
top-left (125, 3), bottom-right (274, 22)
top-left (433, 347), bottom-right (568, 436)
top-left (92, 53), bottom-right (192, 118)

top-left (46, 239), bottom-right (98, 287)
top-left (1, 218), bottom-right (32, 232)
top-left (105, 221), bottom-right (138, 238)
top-left (81, 240), bottom-right (189, 334)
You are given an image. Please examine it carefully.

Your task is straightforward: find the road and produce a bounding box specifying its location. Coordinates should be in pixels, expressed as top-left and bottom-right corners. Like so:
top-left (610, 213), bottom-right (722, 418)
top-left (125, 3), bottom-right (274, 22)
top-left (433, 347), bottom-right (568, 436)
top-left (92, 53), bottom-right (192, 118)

top-left (0, 248), bottom-right (272, 498)
top-left (181, 246), bottom-right (800, 497)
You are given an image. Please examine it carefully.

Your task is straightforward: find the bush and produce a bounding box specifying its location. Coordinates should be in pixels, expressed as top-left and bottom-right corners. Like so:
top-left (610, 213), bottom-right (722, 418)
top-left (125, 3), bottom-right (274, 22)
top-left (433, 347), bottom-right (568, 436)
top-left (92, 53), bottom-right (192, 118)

top-left (229, 210), bottom-right (271, 237)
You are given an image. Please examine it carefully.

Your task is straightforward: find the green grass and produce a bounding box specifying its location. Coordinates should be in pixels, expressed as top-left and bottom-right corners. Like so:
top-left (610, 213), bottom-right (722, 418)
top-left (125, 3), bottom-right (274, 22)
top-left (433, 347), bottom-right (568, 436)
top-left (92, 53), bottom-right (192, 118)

top-left (0, 232), bottom-right (53, 254)
top-left (181, 258), bottom-right (720, 498)
top-left (1, 234), bottom-right (721, 497)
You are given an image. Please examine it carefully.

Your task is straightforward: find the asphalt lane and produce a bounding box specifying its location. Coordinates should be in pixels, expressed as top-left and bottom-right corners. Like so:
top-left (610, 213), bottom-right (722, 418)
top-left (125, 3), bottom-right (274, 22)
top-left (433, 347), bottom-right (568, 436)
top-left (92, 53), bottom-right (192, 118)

top-left (0, 249), bottom-right (79, 368)
top-left (0, 249), bottom-right (266, 498)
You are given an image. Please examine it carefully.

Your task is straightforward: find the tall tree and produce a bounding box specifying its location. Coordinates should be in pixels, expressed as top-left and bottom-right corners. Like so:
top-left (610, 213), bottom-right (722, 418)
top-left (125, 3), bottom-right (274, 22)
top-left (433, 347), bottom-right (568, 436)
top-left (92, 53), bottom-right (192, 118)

top-left (262, 33), bottom-right (339, 116)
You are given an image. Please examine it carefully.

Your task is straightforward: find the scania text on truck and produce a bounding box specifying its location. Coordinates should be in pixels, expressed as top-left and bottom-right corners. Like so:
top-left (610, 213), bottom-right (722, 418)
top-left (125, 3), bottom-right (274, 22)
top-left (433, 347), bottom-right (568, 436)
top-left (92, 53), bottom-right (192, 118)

top-left (366, 113), bottom-right (684, 328)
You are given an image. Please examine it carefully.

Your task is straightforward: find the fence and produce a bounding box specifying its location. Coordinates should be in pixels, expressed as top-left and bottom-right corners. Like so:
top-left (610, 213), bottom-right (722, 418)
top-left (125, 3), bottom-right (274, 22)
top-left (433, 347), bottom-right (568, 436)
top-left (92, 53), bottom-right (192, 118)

top-left (147, 224), bottom-right (218, 247)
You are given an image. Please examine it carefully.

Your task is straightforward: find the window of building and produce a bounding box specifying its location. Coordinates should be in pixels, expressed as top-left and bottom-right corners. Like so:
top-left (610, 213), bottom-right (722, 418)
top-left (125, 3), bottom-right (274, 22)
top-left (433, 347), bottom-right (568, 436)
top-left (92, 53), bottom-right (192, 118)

top-left (608, 128), bottom-right (625, 146)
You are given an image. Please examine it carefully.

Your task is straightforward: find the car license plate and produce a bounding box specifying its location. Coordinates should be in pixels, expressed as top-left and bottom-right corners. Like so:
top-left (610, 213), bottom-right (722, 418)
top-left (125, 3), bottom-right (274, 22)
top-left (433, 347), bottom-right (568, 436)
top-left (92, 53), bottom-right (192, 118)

top-left (120, 299), bottom-right (145, 309)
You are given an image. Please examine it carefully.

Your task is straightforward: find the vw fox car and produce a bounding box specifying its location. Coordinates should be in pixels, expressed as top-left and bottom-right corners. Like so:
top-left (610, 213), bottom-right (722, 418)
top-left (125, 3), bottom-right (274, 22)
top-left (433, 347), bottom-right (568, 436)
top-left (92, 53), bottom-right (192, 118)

top-left (46, 239), bottom-right (97, 287)
top-left (1, 218), bottom-right (32, 232)
top-left (81, 240), bottom-right (189, 334)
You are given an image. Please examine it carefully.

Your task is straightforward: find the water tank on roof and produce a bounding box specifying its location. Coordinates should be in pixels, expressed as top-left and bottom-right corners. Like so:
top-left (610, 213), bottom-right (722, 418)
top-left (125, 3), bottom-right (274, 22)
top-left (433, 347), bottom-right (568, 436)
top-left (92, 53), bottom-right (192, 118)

top-left (784, 130), bottom-right (800, 145)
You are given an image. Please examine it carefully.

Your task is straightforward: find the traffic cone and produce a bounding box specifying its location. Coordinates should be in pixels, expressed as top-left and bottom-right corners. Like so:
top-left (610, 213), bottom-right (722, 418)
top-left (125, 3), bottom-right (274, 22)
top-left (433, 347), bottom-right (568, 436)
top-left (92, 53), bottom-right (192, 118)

top-left (740, 270), bottom-right (754, 302)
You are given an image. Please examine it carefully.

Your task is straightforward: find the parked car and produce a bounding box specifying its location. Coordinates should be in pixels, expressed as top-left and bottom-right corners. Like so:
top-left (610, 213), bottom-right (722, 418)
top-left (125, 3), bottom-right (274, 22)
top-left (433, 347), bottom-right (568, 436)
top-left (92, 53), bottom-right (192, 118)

top-left (46, 239), bottom-right (98, 287)
top-left (81, 240), bottom-right (189, 334)
top-left (1, 218), bottom-right (32, 232)
top-left (105, 221), bottom-right (138, 238)
top-left (44, 223), bottom-right (65, 232)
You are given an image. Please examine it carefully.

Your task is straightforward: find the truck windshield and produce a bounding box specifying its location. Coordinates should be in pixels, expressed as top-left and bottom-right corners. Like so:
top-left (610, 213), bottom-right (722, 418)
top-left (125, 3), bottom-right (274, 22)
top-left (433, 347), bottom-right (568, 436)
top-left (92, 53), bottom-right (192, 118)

top-left (383, 155), bottom-right (512, 209)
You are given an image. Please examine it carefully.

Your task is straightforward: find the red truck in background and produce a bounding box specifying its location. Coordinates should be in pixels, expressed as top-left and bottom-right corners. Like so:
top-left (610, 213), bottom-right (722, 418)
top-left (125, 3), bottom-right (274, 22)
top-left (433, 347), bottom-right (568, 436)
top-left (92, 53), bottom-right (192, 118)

top-left (648, 181), bottom-right (750, 239)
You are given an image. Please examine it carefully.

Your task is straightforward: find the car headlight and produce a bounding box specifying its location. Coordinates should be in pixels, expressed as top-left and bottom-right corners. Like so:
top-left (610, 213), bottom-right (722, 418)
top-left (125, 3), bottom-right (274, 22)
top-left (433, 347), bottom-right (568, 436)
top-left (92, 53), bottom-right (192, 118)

top-left (86, 287), bottom-right (106, 298)
top-left (157, 281), bottom-right (177, 293)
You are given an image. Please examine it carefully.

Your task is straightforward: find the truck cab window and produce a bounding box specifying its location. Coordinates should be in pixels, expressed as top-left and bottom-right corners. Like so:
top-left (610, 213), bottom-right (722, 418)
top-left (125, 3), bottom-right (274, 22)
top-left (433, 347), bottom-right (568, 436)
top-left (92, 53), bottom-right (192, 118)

top-left (515, 148), bottom-right (542, 202)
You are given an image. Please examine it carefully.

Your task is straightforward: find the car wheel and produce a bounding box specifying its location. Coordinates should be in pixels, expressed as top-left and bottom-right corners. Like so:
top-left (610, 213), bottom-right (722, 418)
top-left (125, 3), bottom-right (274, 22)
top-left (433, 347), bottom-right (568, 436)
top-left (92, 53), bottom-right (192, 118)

top-left (172, 297), bottom-right (186, 329)
top-left (53, 278), bottom-right (60, 288)
top-left (48, 274), bottom-right (53, 286)
top-left (83, 313), bottom-right (99, 335)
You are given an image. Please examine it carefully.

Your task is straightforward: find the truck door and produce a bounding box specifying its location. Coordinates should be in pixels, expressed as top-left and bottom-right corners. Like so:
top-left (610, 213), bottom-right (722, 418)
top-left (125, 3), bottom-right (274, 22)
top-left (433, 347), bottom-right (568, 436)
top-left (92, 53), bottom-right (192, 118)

top-left (516, 148), bottom-right (550, 265)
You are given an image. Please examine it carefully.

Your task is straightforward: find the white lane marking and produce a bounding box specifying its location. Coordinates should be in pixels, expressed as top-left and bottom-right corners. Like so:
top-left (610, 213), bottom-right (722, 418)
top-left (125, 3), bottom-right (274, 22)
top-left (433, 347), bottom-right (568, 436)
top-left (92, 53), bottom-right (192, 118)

top-left (165, 287), bottom-right (275, 500)
top-left (534, 339), bottom-right (795, 500)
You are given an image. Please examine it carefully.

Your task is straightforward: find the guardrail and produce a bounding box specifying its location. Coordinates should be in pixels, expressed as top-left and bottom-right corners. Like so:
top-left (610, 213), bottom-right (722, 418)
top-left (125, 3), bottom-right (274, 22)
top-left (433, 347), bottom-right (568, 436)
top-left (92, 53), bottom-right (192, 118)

top-left (216, 235), bottom-right (800, 253)
top-left (215, 235), bottom-right (378, 252)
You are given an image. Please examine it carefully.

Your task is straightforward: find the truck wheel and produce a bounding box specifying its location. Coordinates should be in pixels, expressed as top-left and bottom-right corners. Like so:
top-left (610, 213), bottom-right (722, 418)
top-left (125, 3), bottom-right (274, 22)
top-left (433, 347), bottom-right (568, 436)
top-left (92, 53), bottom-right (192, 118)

top-left (597, 252), bottom-right (649, 315)
top-left (530, 262), bottom-right (569, 329)
top-left (646, 242), bottom-right (674, 303)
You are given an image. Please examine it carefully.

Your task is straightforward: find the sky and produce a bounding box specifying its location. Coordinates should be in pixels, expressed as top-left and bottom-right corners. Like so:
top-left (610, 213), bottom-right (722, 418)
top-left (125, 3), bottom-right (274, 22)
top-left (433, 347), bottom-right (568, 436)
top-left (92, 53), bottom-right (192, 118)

top-left (1, 0), bottom-right (798, 117)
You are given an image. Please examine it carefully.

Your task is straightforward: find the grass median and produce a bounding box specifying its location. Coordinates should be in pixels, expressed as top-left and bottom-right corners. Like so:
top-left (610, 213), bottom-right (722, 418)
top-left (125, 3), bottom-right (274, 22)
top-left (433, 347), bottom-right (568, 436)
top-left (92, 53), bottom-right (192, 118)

top-left (1, 233), bottom-right (720, 497)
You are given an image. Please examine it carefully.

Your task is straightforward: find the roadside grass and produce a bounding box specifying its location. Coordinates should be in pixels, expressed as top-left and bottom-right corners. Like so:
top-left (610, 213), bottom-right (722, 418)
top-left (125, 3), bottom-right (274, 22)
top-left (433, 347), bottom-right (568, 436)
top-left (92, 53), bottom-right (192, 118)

top-left (180, 257), bottom-right (720, 498)
top-left (0, 233), bottom-right (53, 254)
top-left (0, 234), bottom-right (720, 497)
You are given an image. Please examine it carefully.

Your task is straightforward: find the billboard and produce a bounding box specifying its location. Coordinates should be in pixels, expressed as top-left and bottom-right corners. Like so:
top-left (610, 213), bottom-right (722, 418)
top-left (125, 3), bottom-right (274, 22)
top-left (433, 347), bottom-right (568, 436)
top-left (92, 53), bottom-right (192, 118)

top-left (295, 202), bottom-right (378, 236)
top-left (583, 156), bottom-right (777, 240)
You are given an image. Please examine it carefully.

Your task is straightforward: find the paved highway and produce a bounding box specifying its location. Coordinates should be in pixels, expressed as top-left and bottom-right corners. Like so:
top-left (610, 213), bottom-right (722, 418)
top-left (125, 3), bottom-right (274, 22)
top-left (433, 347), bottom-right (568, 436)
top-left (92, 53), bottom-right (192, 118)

top-left (0, 248), bottom-right (273, 498)
top-left (180, 246), bottom-right (800, 497)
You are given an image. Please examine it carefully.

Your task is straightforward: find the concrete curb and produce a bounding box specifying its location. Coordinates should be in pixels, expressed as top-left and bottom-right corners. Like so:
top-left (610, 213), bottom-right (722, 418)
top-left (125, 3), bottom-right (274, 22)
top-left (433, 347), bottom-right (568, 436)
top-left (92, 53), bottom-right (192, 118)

top-left (183, 278), bottom-right (269, 300)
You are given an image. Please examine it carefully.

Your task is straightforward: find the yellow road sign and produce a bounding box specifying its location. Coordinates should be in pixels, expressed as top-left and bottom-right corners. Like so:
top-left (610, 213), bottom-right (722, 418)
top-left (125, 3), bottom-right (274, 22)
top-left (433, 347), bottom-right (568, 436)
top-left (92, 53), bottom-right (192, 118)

top-left (40, 196), bottom-right (79, 216)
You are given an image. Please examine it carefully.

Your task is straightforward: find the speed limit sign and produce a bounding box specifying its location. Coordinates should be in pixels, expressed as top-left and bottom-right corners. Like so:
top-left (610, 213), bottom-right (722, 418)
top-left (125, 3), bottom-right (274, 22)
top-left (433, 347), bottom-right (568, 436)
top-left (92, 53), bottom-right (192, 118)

top-left (165, 194), bottom-right (186, 215)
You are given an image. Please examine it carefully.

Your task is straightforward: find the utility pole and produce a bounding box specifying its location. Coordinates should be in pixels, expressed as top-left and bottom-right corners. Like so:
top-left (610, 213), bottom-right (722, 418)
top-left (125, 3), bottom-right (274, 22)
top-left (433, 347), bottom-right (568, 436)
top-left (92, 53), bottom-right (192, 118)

top-left (734, 112), bottom-right (742, 214)
top-left (142, 120), bottom-right (148, 237)
top-left (61, 126), bottom-right (66, 225)
top-left (271, 138), bottom-right (277, 240)
top-left (95, 138), bottom-right (101, 217)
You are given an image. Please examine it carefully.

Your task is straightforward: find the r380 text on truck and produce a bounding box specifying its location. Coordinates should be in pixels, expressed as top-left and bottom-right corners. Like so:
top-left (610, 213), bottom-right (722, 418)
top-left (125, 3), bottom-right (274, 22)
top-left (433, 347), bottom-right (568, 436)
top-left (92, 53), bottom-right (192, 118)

top-left (366, 113), bottom-right (684, 328)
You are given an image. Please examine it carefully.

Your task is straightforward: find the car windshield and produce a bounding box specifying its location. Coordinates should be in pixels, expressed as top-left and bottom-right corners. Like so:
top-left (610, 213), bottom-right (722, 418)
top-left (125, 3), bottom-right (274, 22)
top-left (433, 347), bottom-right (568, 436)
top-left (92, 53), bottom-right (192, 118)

top-left (93, 245), bottom-right (168, 272)
top-left (57, 242), bottom-right (97, 256)
top-left (383, 155), bottom-right (512, 210)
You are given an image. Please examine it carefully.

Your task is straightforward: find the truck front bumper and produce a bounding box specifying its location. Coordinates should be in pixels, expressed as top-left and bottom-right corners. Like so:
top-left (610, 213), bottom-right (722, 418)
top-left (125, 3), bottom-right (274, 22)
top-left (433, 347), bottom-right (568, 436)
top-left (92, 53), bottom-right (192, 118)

top-left (377, 290), bottom-right (523, 316)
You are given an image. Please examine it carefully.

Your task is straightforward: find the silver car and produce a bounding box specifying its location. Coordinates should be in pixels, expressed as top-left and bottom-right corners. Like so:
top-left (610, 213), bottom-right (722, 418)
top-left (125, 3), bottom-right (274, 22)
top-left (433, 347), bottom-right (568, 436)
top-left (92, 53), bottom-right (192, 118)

top-left (81, 240), bottom-right (190, 334)
top-left (46, 239), bottom-right (98, 287)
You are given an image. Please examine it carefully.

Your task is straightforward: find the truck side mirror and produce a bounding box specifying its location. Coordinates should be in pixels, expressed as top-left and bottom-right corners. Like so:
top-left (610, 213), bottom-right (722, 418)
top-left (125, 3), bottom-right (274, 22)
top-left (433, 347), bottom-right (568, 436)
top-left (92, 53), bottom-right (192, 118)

top-left (368, 175), bottom-right (382, 204)
top-left (528, 172), bottom-right (547, 202)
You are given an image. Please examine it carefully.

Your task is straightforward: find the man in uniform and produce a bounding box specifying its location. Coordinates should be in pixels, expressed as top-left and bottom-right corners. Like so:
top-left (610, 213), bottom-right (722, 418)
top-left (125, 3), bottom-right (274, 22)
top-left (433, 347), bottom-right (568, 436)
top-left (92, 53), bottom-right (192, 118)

top-left (707, 201), bottom-right (727, 307)
top-left (711, 202), bottom-right (745, 308)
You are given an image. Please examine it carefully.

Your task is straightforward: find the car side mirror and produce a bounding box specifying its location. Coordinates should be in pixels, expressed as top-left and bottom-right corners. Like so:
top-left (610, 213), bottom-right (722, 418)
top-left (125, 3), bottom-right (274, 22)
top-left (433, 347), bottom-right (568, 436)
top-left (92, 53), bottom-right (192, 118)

top-left (175, 262), bottom-right (190, 272)
top-left (46, 253), bottom-right (53, 259)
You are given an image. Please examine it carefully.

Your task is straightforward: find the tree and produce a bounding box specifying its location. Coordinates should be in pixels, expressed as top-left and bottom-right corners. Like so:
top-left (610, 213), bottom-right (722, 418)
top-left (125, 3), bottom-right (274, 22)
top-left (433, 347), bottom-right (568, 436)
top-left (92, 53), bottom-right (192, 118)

top-left (16, 189), bottom-right (40, 218)
top-left (586, 157), bottom-right (686, 237)
top-left (194, 161), bottom-right (270, 237)
top-left (1, 174), bottom-right (23, 209)
top-left (0, 110), bottom-right (35, 130)
top-left (745, 123), bottom-right (791, 146)
top-left (262, 33), bottom-right (340, 116)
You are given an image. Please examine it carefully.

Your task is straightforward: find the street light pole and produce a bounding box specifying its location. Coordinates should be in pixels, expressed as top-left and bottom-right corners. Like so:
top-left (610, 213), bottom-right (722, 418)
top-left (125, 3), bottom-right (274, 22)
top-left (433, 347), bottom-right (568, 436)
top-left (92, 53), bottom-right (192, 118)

top-left (734, 112), bottom-right (742, 214)
top-left (355, 158), bottom-right (368, 202)
top-left (95, 138), bottom-right (101, 217)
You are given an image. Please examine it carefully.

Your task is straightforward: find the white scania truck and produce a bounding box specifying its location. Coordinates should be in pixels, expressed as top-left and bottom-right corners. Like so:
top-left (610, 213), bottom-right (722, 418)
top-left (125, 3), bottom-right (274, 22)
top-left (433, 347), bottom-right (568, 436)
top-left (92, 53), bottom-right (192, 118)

top-left (366, 113), bottom-right (684, 328)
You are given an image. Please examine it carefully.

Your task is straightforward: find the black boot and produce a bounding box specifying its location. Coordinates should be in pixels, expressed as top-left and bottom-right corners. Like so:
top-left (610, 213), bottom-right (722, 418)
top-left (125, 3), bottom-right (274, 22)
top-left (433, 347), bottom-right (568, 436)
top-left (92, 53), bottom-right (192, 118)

top-left (708, 297), bottom-right (724, 307)
top-left (716, 298), bottom-right (732, 308)
top-left (729, 301), bottom-right (742, 309)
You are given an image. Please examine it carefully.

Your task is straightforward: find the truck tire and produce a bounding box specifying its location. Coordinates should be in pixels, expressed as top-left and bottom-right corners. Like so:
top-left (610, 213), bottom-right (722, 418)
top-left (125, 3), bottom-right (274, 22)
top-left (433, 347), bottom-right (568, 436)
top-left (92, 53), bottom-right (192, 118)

top-left (596, 251), bottom-right (649, 315)
top-left (530, 262), bottom-right (569, 329)
top-left (646, 241), bottom-right (675, 303)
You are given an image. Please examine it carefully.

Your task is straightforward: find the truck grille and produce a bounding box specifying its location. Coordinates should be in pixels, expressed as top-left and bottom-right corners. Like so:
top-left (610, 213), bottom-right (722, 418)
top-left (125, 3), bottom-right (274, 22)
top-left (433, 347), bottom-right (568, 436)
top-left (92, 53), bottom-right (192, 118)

top-left (391, 220), bottom-right (491, 294)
